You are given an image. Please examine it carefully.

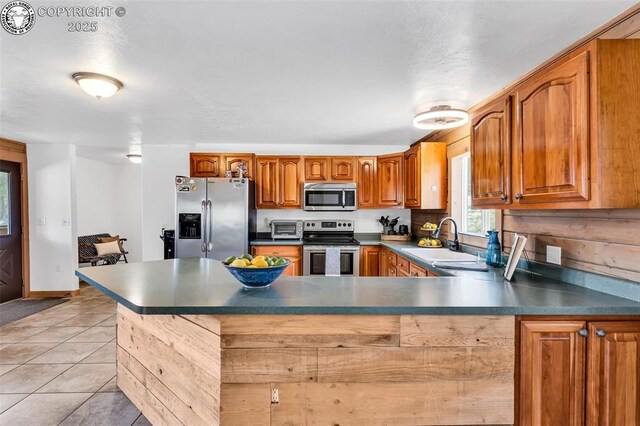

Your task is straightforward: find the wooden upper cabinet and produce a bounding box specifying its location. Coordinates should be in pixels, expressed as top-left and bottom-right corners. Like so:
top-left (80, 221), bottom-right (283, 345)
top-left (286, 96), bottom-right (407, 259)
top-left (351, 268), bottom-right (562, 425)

top-left (376, 153), bottom-right (404, 208)
top-left (330, 157), bottom-right (356, 181)
top-left (471, 95), bottom-right (511, 206)
top-left (587, 321), bottom-right (640, 426)
top-left (304, 157), bottom-right (355, 182)
top-left (403, 146), bottom-right (420, 207)
top-left (469, 40), bottom-right (640, 209)
top-left (403, 142), bottom-right (447, 209)
top-left (513, 50), bottom-right (590, 205)
top-left (224, 154), bottom-right (255, 179)
top-left (304, 157), bottom-right (329, 181)
top-left (190, 153), bottom-right (222, 177)
top-left (357, 157), bottom-right (377, 208)
top-left (255, 157), bottom-right (279, 208)
top-left (279, 157), bottom-right (303, 208)
top-left (519, 321), bottom-right (586, 426)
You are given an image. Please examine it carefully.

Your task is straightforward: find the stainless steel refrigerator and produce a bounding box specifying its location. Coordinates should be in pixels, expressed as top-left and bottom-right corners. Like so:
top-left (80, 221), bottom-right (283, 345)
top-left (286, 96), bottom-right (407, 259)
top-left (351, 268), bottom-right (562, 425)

top-left (174, 177), bottom-right (256, 260)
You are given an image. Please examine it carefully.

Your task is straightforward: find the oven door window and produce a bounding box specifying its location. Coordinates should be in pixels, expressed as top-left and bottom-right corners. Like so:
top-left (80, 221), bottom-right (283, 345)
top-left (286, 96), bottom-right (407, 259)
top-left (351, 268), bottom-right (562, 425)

top-left (305, 191), bottom-right (343, 208)
top-left (308, 251), bottom-right (355, 275)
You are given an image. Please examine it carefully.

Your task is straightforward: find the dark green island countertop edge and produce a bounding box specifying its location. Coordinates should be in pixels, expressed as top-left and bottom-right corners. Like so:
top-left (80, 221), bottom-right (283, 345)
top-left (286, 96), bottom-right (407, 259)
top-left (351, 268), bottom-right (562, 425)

top-left (75, 264), bottom-right (640, 316)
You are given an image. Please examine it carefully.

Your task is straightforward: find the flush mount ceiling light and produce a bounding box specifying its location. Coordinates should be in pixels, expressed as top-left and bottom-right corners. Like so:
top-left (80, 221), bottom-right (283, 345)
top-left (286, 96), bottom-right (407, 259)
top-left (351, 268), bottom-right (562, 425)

top-left (126, 154), bottom-right (142, 164)
top-left (72, 72), bottom-right (123, 99)
top-left (413, 105), bottom-right (469, 130)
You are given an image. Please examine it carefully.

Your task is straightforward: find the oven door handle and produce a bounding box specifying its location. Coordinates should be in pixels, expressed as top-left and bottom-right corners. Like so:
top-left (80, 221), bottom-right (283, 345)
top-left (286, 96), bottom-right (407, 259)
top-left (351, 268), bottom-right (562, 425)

top-left (342, 189), bottom-right (346, 208)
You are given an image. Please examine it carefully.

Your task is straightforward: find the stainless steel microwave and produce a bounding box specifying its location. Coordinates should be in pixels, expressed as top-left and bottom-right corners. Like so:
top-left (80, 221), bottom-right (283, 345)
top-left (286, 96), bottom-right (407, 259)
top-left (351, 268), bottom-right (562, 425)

top-left (303, 183), bottom-right (357, 211)
top-left (270, 220), bottom-right (303, 240)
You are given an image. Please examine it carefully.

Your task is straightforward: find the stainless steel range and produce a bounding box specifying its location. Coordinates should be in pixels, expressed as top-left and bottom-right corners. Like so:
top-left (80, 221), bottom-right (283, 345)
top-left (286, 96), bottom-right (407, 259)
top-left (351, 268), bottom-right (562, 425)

top-left (302, 219), bottom-right (360, 276)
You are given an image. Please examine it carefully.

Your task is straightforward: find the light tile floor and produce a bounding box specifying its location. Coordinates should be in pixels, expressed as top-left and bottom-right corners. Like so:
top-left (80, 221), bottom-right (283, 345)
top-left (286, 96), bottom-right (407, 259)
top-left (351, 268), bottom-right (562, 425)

top-left (0, 285), bottom-right (151, 425)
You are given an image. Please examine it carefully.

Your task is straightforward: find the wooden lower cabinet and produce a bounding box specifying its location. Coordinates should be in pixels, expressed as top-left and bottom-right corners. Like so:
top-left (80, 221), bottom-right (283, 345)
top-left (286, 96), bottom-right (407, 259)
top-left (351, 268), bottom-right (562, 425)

top-left (519, 319), bottom-right (640, 426)
top-left (519, 320), bottom-right (586, 426)
top-left (409, 262), bottom-right (427, 277)
top-left (587, 321), bottom-right (640, 426)
top-left (386, 250), bottom-right (397, 277)
top-left (360, 246), bottom-right (381, 277)
top-left (251, 245), bottom-right (302, 276)
top-left (397, 256), bottom-right (410, 276)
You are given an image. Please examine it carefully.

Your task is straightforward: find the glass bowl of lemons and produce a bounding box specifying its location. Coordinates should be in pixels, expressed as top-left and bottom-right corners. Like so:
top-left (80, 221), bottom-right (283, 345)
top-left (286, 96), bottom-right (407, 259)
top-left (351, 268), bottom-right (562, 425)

top-left (222, 254), bottom-right (290, 289)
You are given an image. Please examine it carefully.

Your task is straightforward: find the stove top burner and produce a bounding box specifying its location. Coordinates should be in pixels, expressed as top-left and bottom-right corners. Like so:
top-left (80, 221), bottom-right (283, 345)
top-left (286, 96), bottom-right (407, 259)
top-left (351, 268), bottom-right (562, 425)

top-left (302, 235), bottom-right (360, 246)
top-left (302, 219), bottom-right (358, 246)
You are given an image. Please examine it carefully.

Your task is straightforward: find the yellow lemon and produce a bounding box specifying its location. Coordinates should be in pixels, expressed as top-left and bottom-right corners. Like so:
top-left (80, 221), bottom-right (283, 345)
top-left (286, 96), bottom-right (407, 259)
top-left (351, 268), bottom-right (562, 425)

top-left (252, 259), bottom-right (269, 268)
top-left (247, 265), bottom-right (258, 268)
top-left (241, 258), bottom-right (251, 266)
top-left (430, 239), bottom-right (440, 246)
top-left (229, 259), bottom-right (247, 268)
top-left (252, 255), bottom-right (266, 262)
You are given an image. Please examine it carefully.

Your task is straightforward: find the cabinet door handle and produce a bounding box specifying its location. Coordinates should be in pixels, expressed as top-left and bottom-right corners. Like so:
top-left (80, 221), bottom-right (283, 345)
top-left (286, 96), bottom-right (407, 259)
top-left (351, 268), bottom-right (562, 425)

top-left (578, 329), bottom-right (588, 338)
top-left (274, 250), bottom-right (279, 255)
top-left (514, 193), bottom-right (523, 200)
top-left (596, 329), bottom-right (606, 338)
top-left (500, 194), bottom-right (508, 201)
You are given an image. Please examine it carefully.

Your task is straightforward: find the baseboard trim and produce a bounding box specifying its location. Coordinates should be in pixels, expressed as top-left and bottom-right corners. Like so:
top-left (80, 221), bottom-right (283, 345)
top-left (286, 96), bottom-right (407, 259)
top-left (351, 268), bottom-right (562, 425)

top-left (29, 289), bottom-right (80, 298)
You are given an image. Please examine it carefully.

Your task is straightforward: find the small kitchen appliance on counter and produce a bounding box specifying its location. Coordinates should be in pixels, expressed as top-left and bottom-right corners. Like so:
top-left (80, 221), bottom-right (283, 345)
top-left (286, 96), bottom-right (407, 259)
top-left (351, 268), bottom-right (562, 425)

top-left (302, 219), bottom-right (360, 276)
top-left (270, 220), bottom-right (303, 240)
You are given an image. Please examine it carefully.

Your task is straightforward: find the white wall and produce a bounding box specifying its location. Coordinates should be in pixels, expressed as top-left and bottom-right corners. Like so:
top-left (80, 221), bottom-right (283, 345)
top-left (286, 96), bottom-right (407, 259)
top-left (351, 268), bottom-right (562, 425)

top-left (141, 145), bottom-right (191, 261)
top-left (76, 157), bottom-right (143, 263)
top-left (140, 143), bottom-right (411, 260)
top-left (76, 157), bottom-right (118, 236)
top-left (114, 165), bottom-right (143, 262)
top-left (27, 144), bottom-right (79, 292)
top-left (257, 209), bottom-right (411, 234)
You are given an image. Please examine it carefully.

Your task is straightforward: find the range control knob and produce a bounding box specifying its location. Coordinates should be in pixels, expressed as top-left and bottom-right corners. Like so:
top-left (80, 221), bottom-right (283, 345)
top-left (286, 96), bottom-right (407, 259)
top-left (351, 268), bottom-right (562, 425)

top-left (348, 223), bottom-right (352, 227)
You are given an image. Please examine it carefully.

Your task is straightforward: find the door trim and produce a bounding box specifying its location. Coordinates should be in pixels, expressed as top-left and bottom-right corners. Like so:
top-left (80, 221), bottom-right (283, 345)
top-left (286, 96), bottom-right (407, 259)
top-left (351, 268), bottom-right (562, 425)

top-left (0, 138), bottom-right (30, 298)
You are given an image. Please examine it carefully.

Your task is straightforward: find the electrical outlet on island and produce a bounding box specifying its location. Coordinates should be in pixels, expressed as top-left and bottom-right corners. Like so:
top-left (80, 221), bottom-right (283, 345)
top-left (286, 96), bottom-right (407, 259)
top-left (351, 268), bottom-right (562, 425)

top-left (546, 246), bottom-right (562, 265)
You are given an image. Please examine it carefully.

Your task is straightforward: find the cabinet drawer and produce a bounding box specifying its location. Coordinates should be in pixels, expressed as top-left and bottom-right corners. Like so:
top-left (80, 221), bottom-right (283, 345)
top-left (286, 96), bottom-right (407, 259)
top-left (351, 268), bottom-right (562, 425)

top-left (397, 256), bottom-right (410, 274)
top-left (398, 268), bottom-right (411, 277)
top-left (388, 266), bottom-right (397, 277)
top-left (409, 263), bottom-right (427, 277)
top-left (251, 245), bottom-right (301, 258)
top-left (387, 252), bottom-right (397, 267)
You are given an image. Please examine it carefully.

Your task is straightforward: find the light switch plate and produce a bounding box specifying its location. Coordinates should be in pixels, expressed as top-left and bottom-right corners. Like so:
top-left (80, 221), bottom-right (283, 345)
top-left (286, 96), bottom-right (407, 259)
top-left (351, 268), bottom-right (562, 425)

top-left (39, 218), bottom-right (46, 226)
top-left (546, 246), bottom-right (562, 265)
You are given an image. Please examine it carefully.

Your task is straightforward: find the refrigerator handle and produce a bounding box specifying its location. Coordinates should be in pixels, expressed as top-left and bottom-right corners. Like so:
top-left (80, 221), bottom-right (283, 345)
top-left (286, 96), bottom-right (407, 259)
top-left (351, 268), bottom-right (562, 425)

top-left (206, 200), bottom-right (213, 252)
top-left (200, 200), bottom-right (207, 253)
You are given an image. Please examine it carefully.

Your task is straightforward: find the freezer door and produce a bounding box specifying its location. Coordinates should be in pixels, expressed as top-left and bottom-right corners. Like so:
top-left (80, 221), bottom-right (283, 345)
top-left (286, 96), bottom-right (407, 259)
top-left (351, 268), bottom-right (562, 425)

top-left (206, 179), bottom-right (250, 261)
top-left (175, 178), bottom-right (207, 258)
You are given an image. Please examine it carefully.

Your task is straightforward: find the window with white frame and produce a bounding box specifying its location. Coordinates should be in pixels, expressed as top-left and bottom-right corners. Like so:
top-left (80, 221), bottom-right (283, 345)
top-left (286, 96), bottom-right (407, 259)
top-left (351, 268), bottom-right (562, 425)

top-left (451, 153), bottom-right (496, 235)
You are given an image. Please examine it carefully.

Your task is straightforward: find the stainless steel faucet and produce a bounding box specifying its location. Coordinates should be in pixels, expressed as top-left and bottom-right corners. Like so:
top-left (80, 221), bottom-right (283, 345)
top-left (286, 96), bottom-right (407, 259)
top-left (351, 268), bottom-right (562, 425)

top-left (433, 216), bottom-right (461, 252)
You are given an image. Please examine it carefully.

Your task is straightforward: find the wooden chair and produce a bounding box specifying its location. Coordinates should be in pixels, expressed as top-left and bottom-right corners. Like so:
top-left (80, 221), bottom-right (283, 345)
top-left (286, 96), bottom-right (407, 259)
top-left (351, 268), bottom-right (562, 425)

top-left (78, 234), bottom-right (129, 266)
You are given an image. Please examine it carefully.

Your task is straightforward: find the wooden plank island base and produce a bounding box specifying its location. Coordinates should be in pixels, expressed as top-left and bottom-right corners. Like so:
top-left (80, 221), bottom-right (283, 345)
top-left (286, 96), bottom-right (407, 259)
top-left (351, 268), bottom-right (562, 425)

top-left (116, 304), bottom-right (515, 425)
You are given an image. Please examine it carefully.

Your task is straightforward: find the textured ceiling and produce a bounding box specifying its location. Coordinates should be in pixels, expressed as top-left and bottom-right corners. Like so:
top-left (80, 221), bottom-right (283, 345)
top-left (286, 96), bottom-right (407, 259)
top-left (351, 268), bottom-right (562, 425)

top-left (0, 0), bottom-right (635, 149)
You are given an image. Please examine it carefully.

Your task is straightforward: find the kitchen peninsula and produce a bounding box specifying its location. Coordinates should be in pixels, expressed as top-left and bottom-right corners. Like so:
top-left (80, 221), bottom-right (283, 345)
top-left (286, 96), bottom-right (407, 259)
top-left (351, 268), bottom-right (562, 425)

top-left (77, 259), bottom-right (640, 425)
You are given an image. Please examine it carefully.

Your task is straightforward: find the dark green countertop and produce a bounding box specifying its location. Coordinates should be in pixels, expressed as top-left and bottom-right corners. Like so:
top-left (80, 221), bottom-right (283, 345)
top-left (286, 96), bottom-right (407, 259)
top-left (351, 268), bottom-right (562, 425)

top-left (76, 258), bottom-right (640, 315)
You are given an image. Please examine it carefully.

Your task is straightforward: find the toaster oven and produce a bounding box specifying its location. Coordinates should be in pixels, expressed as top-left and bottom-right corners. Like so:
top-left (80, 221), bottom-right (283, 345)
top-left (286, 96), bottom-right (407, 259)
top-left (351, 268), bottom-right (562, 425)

top-left (270, 220), bottom-right (303, 240)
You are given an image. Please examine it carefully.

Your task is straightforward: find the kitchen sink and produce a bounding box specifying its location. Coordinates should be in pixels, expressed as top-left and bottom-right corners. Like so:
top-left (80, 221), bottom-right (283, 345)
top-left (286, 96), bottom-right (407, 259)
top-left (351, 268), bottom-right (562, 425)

top-left (401, 248), bottom-right (477, 263)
